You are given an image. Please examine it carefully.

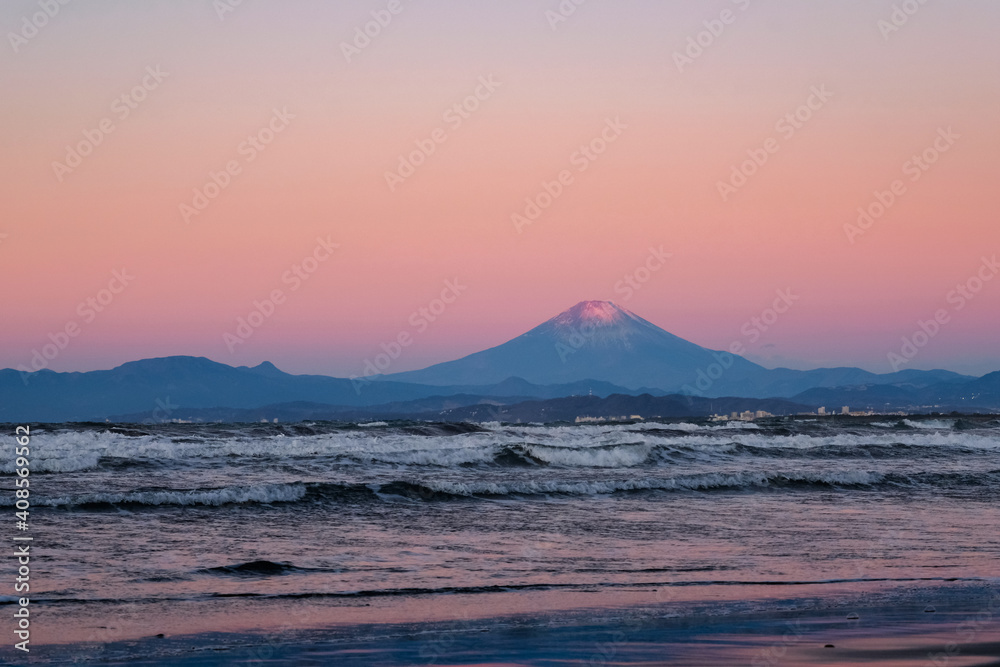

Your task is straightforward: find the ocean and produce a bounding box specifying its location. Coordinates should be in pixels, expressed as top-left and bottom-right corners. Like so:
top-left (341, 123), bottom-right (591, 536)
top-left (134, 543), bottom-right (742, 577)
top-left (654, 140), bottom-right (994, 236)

top-left (5, 416), bottom-right (1000, 665)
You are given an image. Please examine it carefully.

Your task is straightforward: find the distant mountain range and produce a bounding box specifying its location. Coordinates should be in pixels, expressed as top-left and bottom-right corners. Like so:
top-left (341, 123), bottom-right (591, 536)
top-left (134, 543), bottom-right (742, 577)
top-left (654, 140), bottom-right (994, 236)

top-left (793, 371), bottom-right (1000, 413)
top-left (2, 300), bottom-right (996, 423)
top-left (0, 356), bottom-right (658, 422)
top-left (378, 301), bottom-right (973, 397)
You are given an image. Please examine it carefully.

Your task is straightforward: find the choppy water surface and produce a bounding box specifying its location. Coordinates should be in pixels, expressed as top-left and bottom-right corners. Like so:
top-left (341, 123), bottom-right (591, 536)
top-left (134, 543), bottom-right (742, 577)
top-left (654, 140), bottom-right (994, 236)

top-left (7, 416), bottom-right (1000, 650)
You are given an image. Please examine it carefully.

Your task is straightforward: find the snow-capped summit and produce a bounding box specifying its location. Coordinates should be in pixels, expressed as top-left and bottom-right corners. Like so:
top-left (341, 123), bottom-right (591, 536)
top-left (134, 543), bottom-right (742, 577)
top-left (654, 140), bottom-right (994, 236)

top-left (530, 300), bottom-right (682, 350)
top-left (550, 300), bottom-right (628, 327)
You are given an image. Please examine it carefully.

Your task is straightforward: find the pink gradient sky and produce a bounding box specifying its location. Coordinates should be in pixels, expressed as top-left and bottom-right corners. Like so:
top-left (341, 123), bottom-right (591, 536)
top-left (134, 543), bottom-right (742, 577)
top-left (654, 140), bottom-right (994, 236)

top-left (2, 0), bottom-right (998, 377)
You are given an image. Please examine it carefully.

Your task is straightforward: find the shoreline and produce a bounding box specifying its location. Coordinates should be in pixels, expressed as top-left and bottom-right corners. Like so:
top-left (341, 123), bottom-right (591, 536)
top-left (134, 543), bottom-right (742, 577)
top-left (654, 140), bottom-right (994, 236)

top-left (9, 580), bottom-right (999, 665)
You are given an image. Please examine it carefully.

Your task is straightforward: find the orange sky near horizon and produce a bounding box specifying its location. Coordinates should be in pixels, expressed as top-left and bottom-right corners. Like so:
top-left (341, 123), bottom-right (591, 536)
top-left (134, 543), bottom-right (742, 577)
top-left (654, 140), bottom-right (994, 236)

top-left (2, 0), bottom-right (999, 377)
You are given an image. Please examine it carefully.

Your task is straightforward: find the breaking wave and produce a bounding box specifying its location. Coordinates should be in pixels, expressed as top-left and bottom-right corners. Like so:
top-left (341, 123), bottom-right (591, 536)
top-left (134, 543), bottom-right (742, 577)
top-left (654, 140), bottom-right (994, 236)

top-left (20, 483), bottom-right (308, 509)
top-left (19, 468), bottom-right (1000, 510)
top-left (12, 424), bottom-right (1000, 474)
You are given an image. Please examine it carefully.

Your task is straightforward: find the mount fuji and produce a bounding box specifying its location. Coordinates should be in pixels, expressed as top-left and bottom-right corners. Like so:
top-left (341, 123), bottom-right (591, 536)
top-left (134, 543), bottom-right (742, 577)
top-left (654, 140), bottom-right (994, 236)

top-left (381, 301), bottom-right (971, 397)
top-left (383, 301), bottom-right (763, 392)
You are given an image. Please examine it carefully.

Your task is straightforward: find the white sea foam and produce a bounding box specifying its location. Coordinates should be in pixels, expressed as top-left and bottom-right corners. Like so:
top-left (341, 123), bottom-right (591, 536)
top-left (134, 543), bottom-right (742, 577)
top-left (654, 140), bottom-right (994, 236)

top-left (711, 421), bottom-right (761, 430)
top-left (874, 419), bottom-right (958, 430)
top-left (524, 443), bottom-right (653, 468)
top-left (20, 424), bottom-right (1000, 472)
top-left (903, 419), bottom-right (955, 429)
top-left (22, 483), bottom-right (306, 508)
top-left (0, 449), bottom-right (101, 473)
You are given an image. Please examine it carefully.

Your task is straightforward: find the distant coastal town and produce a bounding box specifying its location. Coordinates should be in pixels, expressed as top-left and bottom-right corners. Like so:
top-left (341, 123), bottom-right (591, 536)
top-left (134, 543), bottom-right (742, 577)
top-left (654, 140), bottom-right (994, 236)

top-left (708, 406), bottom-right (883, 421)
top-left (574, 406), bottom-right (910, 424)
